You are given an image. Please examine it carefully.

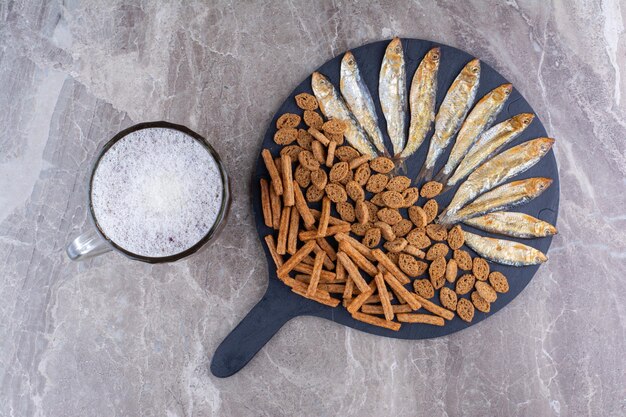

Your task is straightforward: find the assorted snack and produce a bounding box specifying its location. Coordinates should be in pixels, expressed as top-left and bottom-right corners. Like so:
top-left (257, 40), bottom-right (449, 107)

top-left (259, 38), bottom-right (558, 331)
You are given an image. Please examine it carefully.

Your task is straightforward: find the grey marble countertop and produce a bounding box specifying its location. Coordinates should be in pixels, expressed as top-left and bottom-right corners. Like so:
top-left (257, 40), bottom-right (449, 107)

top-left (1, 1), bottom-right (625, 416)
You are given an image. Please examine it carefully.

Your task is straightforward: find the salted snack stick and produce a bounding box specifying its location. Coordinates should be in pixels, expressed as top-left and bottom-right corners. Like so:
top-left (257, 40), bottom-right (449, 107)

top-left (298, 224), bottom-right (351, 240)
top-left (348, 155), bottom-right (371, 170)
top-left (262, 149), bottom-right (283, 195)
top-left (260, 178), bottom-right (273, 227)
top-left (315, 237), bottom-right (337, 263)
top-left (363, 291), bottom-right (394, 304)
top-left (317, 284), bottom-right (346, 293)
top-left (337, 252), bottom-right (370, 292)
top-left (276, 206), bottom-right (291, 255)
top-left (361, 304), bottom-right (412, 314)
top-left (382, 273), bottom-right (421, 310)
top-left (347, 281), bottom-right (376, 314)
top-left (343, 275), bottom-right (355, 301)
top-left (277, 240), bottom-right (317, 278)
top-left (287, 207), bottom-right (300, 255)
top-left (310, 209), bottom-right (350, 226)
top-left (269, 183), bottom-right (282, 229)
top-left (326, 141), bottom-right (337, 167)
top-left (339, 241), bottom-right (378, 276)
top-left (295, 274), bottom-right (338, 284)
top-left (334, 232), bottom-right (376, 261)
top-left (313, 243), bottom-right (335, 270)
top-left (374, 273), bottom-right (394, 321)
top-left (396, 313), bottom-right (444, 326)
top-left (307, 250), bottom-right (326, 296)
top-left (293, 182), bottom-right (316, 227)
top-left (281, 155), bottom-right (295, 206)
top-left (293, 264), bottom-right (335, 281)
top-left (308, 127), bottom-right (330, 146)
top-left (319, 197), bottom-right (330, 238)
top-left (292, 287), bottom-right (341, 307)
top-left (371, 249), bottom-right (410, 284)
top-left (352, 311), bottom-right (401, 331)
top-left (336, 259), bottom-right (346, 282)
top-left (264, 235), bottom-right (284, 268)
top-left (412, 293), bottom-right (455, 320)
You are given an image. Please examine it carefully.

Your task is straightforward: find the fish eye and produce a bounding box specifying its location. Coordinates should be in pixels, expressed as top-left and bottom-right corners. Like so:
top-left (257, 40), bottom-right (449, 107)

top-left (348, 58), bottom-right (355, 66)
top-left (431, 52), bottom-right (440, 61)
top-left (471, 66), bottom-right (479, 73)
top-left (394, 46), bottom-right (402, 53)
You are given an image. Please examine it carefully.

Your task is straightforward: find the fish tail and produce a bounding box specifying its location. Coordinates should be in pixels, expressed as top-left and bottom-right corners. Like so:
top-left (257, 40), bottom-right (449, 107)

top-left (432, 167), bottom-right (449, 184)
top-left (391, 156), bottom-right (408, 175)
top-left (440, 183), bottom-right (454, 195)
top-left (415, 164), bottom-right (433, 184)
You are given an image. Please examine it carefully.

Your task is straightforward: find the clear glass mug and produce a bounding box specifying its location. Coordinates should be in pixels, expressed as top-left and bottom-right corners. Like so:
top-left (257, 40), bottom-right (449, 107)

top-left (67, 121), bottom-right (230, 263)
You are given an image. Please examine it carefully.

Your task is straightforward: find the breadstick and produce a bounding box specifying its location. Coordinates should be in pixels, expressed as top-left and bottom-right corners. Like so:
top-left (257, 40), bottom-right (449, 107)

top-left (282, 276), bottom-right (329, 297)
top-left (308, 127), bottom-right (330, 146)
top-left (287, 207), bottom-right (299, 255)
top-left (412, 293), bottom-right (455, 320)
top-left (281, 154), bottom-right (295, 206)
top-left (260, 178), bottom-right (273, 227)
top-left (298, 224), bottom-right (351, 240)
top-left (317, 284), bottom-right (346, 293)
top-left (294, 273), bottom-right (336, 284)
top-left (301, 255), bottom-right (315, 266)
top-left (338, 241), bottom-right (378, 277)
top-left (307, 250), bottom-right (326, 296)
top-left (315, 237), bottom-right (337, 262)
top-left (269, 183), bottom-right (282, 229)
top-left (318, 197), bottom-right (331, 237)
top-left (313, 243), bottom-right (335, 270)
top-left (334, 233), bottom-right (375, 261)
top-left (262, 149), bottom-right (283, 195)
top-left (292, 287), bottom-right (340, 307)
top-left (293, 183), bottom-right (315, 227)
top-left (337, 252), bottom-right (370, 292)
top-left (264, 235), bottom-right (283, 268)
top-left (310, 209), bottom-right (349, 226)
top-left (351, 311), bottom-right (400, 331)
top-left (371, 249), bottom-right (410, 284)
top-left (336, 259), bottom-right (346, 283)
top-left (382, 273), bottom-right (421, 310)
top-left (404, 244), bottom-right (426, 259)
top-left (396, 313), bottom-right (445, 326)
top-left (374, 273), bottom-right (394, 321)
top-left (348, 155), bottom-right (371, 170)
top-left (293, 263), bottom-right (335, 281)
top-left (363, 291), bottom-right (394, 304)
top-left (347, 281), bottom-right (376, 314)
top-left (361, 304), bottom-right (413, 314)
top-left (343, 276), bottom-right (355, 301)
top-left (326, 141), bottom-right (336, 167)
top-left (276, 206), bottom-right (291, 255)
top-left (277, 240), bottom-right (316, 278)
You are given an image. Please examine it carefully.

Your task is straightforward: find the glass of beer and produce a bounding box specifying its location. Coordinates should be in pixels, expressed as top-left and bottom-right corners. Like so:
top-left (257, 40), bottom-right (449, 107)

top-left (67, 121), bottom-right (230, 263)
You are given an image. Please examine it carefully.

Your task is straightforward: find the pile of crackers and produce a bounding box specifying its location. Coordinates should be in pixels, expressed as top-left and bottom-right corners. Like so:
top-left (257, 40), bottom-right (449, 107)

top-left (260, 92), bottom-right (510, 331)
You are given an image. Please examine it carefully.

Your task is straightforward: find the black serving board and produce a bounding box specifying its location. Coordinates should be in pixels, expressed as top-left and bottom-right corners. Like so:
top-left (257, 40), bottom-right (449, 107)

top-left (211, 38), bottom-right (559, 377)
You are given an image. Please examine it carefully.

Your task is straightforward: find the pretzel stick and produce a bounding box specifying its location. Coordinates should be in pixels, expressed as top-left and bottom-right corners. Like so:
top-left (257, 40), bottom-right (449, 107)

top-left (262, 149), bottom-right (283, 195)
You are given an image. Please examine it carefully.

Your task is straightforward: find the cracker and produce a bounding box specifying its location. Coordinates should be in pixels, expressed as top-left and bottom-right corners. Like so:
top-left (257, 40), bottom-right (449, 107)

top-left (439, 287), bottom-right (458, 311)
top-left (475, 281), bottom-right (497, 303)
top-left (377, 208), bottom-right (402, 225)
top-left (338, 169), bottom-right (353, 185)
top-left (369, 156), bottom-right (394, 173)
top-left (471, 291), bottom-right (491, 313)
top-left (426, 242), bottom-right (449, 260)
top-left (370, 192), bottom-right (386, 207)
top-left (445, 258), bottom-right (458, 283)
top-left (269, 183), bottom-right (282, 229)
top-left (473, 257), bottom-right (490, 281)
top-left (366, 174), bottom-right (389, 193)
top-left (303, 110), bottom-right (323, 129)
top-left (386, 251), bottom-right (400, 265)
top-left (371, 249), bottom-right (410, 285)
top-left (364, 201), bottom-right (379, 220)
top-left (396, 313), bottom-right (444, 326)
top-left (325, 183), bottom-right (348, 203)
top-left (386, 176), bottom-right (411, 192)
top-left (456, 273), bottom-right (476, 295)
top-left (412, 293), bottom-right (455, 320)
top-left (306, 184), bottom-right (325, 202)
top-left (381, 190), bottom-right (404, 208)
top-left (327, 132), bottom-right (344, 145)
top-left (423, 199), bottom-right (438, 223)
top-left (280, 145), bottom-right (303, 161)
top-left (287, 206), bottom-right (300, 255)
top-left (351, 311), bottom-right (400, 331)
top-left (374, 221), bottom-right (395, 241)
top-left (322, 119), bottom-right (347, 135)
top-left (297, 128), bottom-right (314, 150)
top-left (406, 229), bottom-right (431, 249)
top-left (382, 272), bottom-right (421, 310)
top-left (298, 149), bottom-right (320, 171)
top-left (293, 183), bottom-right (315, 228)
top-left (336, 201), bottom-right (355, 222)
top-left (281, 155), bottom-right (295, 207)
top-left (306, 250), bottom-right (326, 296)
top-left (413, 278), bottom-right (435, 299)
top-left (489, 271), bottom-right (509, 293)
top-left (310, 169), bottom-right (328, 190)
top-left (403, 245), bottom-right (426, 259)
top-left (276, 206), bottom-right (291, 255)
top-left (392, 219), bottom-right (413, 238)
top-left (346, 180), bottom-right (365, 202)
top-left (335, 146), bottom-right (360, 162)
top-left (276, 240), bottom-right (317, 278)
top-left (326, 141), bottom-right (337, 167)
top-left (295, 92), bottom-right (318, 110)
top-left (399, 253), bottom-right (428, 277)
top-left (374, 273), bottom-right (394, 321)
top-left (363, 227), bottom-right (381, 248)
top-left (264, 235), bottom-right (284, 268)
top-left (425, 224), bottom-right (447, 241)
top-left (354, 200), bottom-right (368, 225)
top-left (429, 256), bottom-right (446, 289)
top-left (454, 249), bottom-right (473, 270)
top-left (318, 197), bottom-right (331, 237)
top-left (402, 187), bottom-right (419, 207)
top-left (260, 178), bottom-right (273, 228)
top-left (351, 221), bottom-right (373, 236)
top-left (311, 140), bottom-right (326, 163)
top-left (273, 127), bottom-right (298, 145)
top-left (262, 149), bottom-right (283, 195)
top-left (383, 237), bottom-right (408, 253)
top-left (294, 164), bottom-right (311, 188)
top-left (420, 181), bottom-right (443, 198)
top-left (408, 206), bottom-right (428, 229)
top-left (354, 163), bottom-right (371, 186)
top-left (277, 113), bottom-right (301, 129)
top-left (456, 298), bottom-right (475, 322)
top-left (447, 224), bottom-right (464, 250)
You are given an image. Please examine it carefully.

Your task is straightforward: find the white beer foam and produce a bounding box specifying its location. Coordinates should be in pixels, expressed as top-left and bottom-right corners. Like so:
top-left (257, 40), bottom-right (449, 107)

top-left (91, 127), bottom-right (223, 258)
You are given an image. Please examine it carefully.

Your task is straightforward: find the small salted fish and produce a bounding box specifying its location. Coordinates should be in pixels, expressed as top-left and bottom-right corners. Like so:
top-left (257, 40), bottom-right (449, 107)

top-left (399, 47), bottom-right (440, 161)
top-left (434, 83), bottom-right (513, 184)
top-left (416, 59), bottom-right (481, 182)
top-left (340, 51), bottom-right (388, 155)
top-left (443, 177), bottom-right (553, 224)
top-left (379, 37), bottom-right (407, 156)
top-left (312, 72), bottom-right (377, 158)
top-left (464, 212), bottom-right (557, 238)
top-left (439, 137), bottom-right (555, 223)
top-left (446, 113), bottom-right (535, 189)
top-left (463, 230), bottom-right (548, 266)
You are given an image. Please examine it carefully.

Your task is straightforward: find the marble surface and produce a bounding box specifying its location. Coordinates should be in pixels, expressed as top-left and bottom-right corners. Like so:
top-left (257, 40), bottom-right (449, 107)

top-left (1, 1), bottom-right (625, 416)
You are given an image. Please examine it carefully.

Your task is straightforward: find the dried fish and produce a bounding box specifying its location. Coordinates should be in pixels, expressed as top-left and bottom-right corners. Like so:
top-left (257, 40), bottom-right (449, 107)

top-left (464, 212), bottom-right (557, 238)
top-left (463, 230), bottom-right (548, 266)
top-left (379, 37), bottom-right (407, 156)
top-left (312, 72), bottom-right (377, 158)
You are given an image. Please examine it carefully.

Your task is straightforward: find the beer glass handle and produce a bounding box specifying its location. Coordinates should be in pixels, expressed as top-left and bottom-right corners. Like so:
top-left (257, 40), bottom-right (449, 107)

top-left (66, 228), bottom-right (112, 261)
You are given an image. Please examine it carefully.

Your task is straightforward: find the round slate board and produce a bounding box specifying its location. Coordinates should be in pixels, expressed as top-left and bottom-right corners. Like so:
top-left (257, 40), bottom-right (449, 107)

top-left (211, 38), bottom-right (559, 377)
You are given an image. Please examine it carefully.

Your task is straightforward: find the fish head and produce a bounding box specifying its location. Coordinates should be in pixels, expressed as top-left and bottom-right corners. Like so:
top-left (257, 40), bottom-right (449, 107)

top-left (341, 51), bottom-right (357, 71)
top-left (494, 83), bottom-right (513, 100)
top-left (527, 177), bottom-right (554, 195)
top-left (385, 37), bottom-right (404, 66)
top-left (460, 58), bottom-right (481, 81)
top-left (311, 72), bottom-right (334, 99)
top-left (512, 113), bottom-right (535, 128)
top-left (424, 47), bottom-right (441, 69)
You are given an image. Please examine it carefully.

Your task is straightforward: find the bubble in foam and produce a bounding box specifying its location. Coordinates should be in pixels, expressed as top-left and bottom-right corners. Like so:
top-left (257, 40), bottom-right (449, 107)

top-left (91, 127), bottom-right (224, 258)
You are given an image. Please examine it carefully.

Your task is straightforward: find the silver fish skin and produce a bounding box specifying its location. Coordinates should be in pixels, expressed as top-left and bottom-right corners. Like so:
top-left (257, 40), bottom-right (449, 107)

top-left (416, 58), bottom-right (481, 182)
top-left (399, 47), bottom-right (440, 160)
top-left (442, 177), bottom-right (553, 224)
top-left (434, 83), bottom-right (513, 184)
top-left (312, 71), bottom-right (377, 158)
top-left (464, 212), bottom-right (557, 238)
top-left (439, 137), bottom-right (555, 223)
top-left (446, 113), bottom-right (534, 189)
top-left (379, 37), bottom-right (407, 156)
top-left (463, 230), bottom-right (548, 266)
top-left (340, 51), bottom-right (388, 156)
